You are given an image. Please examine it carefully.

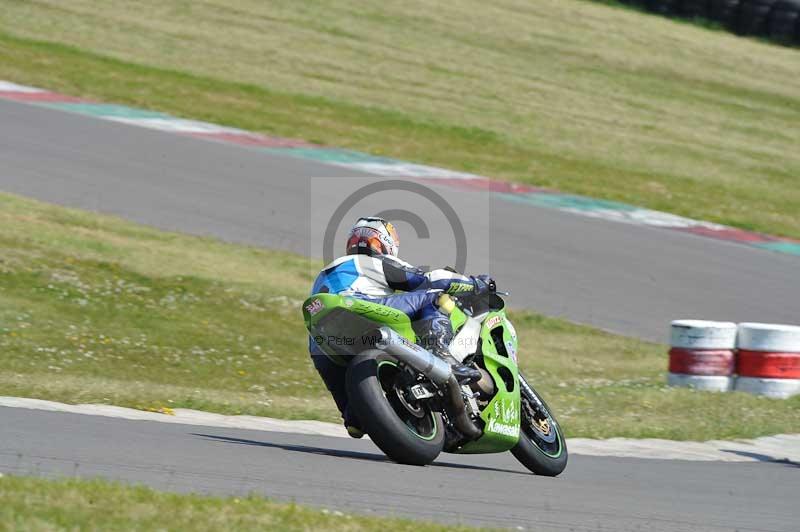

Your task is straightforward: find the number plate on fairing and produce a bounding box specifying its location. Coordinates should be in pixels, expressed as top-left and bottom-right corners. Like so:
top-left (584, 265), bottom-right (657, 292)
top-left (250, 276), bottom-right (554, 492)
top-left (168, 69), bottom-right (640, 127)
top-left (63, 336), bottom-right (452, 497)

top-left (410, 384), bottom-right (434, 400)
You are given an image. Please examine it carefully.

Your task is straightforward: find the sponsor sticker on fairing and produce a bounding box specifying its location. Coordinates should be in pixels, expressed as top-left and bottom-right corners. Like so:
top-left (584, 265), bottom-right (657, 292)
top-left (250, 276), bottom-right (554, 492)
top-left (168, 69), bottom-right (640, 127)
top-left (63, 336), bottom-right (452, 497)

top-left (485, 315), bottom-right (502, 329)
top-left (305, 298), bottom-right (324, 316)
top-left (506, 341), bottom-right (518, 364)
top-left (487, 398), bottom-right (520, 437)
top-left (505, 319), bottom-right (517, 341)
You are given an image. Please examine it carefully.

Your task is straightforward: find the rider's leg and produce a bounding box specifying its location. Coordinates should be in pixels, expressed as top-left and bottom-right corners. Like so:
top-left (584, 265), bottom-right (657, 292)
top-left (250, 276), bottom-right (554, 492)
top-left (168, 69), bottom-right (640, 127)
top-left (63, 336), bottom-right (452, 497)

top-left (415, 306), bottom-right (481, 383)
top-left (309, 340), bottom-right (363, 437)
top-left (364, 292), bottom-right (481, 383)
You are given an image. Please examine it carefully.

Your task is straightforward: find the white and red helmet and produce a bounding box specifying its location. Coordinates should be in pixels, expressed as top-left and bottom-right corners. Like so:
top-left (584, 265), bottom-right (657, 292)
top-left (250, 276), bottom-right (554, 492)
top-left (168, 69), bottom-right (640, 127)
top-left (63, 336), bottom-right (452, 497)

top-left (346, 217), bottom-right (400, 258)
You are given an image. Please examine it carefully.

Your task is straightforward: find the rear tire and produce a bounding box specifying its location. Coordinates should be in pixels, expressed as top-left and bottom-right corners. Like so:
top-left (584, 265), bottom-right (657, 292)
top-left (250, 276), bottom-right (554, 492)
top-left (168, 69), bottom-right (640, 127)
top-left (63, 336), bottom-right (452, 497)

top-left (511, 375), bottom-right (568, 477)
top-left (346, 350), bottom-right (445, 466)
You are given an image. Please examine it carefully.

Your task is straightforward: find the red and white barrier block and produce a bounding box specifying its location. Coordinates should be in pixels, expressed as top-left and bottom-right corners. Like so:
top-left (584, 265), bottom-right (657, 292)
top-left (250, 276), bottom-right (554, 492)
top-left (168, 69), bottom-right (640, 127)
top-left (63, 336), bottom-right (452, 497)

top-left (734, 323), bottom-right (800, 399)
top-left (667, 320), bottom-right (737, 392)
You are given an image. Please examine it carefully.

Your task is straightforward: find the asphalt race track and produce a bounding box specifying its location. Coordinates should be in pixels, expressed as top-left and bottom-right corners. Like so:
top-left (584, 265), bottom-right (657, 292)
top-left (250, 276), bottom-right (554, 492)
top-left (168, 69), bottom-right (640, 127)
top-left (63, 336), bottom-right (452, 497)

top-left (2, 98), bottom-right (800, 342)
top-left (2, 99), bottom-right (800, 530)
top-left (2, 407), bottom-right (798, 531)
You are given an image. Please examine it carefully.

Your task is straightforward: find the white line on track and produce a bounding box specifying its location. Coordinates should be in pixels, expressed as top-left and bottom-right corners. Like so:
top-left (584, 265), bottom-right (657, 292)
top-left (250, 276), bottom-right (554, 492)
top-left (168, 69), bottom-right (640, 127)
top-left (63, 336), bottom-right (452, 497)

top-left (1, 396), bottom-right (797, 464)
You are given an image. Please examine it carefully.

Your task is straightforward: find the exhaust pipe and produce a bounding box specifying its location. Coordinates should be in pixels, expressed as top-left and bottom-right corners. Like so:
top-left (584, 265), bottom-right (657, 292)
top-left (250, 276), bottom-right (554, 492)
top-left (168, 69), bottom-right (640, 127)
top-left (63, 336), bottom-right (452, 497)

top-left (373, 326), bottom-right (453, 384)
top-left (444, 374), bottom-right (483, 440)
top-left (372, 327), bottom-right (483, 441)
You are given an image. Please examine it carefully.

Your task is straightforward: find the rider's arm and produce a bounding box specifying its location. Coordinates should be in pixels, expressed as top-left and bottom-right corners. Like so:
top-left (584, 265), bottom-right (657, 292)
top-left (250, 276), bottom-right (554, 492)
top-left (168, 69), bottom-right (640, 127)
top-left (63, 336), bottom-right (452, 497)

top-left (425, 269), bottom-right (475, 294)
top-left (425, 268), bottom-right (495, 295)
top-left (381, 257), bottom-right (479, 294)
top-left (381, 257), bottom-right (430, 291)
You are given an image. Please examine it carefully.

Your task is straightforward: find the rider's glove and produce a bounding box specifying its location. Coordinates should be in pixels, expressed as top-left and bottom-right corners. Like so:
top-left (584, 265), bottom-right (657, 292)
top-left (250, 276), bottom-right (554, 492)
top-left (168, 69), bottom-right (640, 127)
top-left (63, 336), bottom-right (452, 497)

top-left (471, 275), bottom-right (496, 295)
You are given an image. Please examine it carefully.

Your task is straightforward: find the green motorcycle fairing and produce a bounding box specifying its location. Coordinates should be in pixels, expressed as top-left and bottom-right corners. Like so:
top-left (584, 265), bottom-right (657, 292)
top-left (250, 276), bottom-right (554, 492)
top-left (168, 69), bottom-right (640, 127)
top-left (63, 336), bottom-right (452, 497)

top-left (454, 310), bottom-right (521, 454)
top-left (448, 303), bottom-right (468, 333)
top-left (303, 293), bottom-right (416, 366)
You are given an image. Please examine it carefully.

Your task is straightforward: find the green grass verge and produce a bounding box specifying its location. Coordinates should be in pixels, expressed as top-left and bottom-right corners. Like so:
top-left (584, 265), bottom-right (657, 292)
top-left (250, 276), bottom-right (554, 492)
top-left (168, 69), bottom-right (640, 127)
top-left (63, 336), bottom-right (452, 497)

top-left (1, 1), bottom-right (799, 238)
top-left (0, 475), bottom-right (490, 531)
top-left (1, 193), bottom-right (798, 440)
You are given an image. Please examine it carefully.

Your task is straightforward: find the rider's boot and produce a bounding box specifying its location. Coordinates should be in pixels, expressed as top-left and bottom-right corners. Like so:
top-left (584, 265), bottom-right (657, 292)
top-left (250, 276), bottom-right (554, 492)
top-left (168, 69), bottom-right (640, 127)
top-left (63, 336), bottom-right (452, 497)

top-left (417, 317), bottom-right (481, 384)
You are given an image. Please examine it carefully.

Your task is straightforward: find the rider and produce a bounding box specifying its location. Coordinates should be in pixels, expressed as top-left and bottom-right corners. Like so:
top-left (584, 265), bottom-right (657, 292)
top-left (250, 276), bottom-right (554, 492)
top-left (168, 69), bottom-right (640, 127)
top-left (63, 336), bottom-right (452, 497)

top-left (309, 216), bottom-right (495, 437)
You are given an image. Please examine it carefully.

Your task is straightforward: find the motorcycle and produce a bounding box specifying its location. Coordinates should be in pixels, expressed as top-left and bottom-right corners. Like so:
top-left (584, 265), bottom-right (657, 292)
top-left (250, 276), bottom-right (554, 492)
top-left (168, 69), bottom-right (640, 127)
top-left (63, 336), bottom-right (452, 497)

top-left (302, 288), bottom-right (567, 476)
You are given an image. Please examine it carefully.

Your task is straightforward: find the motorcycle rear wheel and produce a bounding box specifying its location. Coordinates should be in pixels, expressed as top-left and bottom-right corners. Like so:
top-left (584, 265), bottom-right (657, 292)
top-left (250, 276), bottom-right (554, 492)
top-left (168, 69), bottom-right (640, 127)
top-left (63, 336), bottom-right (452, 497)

top-left (346, 350), bottom-right (445, 466)
top-left (511, 375), bottom-right (568, 476)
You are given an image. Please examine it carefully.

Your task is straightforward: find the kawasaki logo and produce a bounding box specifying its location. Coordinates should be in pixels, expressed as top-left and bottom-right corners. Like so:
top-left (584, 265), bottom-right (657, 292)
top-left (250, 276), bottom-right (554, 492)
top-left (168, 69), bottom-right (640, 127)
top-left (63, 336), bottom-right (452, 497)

top-left (487, 418), bottom-right (519, 437)
top-left (486, 398), bottom-right (519, 437)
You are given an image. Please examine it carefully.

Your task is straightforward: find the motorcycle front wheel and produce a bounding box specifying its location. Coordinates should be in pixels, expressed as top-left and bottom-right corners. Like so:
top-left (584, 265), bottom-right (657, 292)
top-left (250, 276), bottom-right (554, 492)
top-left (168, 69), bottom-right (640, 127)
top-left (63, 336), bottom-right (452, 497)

top-left (346, 350), bottom-right (445, 466)
top-left (511, 374), bottom-right (568, 476)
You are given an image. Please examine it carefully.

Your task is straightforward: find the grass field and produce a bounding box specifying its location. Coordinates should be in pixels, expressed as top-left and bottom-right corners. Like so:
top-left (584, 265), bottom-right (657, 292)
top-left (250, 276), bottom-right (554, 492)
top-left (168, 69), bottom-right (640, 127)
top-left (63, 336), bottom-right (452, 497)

top-left (0, 475), bottom-right (490, 531)
top-left (1, 1), bottom-right (799, 238)
top-left (1, 193), bottom-right (798, 441)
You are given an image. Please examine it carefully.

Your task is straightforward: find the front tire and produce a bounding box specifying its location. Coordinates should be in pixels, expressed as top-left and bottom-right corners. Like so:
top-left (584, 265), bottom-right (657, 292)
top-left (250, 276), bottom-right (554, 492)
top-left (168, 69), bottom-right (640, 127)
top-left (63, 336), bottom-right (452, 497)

top-left (346, 350), bottom-right (444, 466)
top-left (511, 375), bottom-right (568, 476)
